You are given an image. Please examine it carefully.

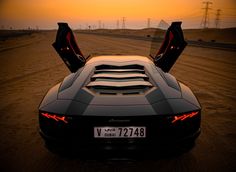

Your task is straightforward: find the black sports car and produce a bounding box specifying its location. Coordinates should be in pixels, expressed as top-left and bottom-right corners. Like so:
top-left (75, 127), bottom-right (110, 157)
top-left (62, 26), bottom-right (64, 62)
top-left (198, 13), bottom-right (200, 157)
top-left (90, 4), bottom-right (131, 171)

top-left (39, 22), bottom-right (201, 152)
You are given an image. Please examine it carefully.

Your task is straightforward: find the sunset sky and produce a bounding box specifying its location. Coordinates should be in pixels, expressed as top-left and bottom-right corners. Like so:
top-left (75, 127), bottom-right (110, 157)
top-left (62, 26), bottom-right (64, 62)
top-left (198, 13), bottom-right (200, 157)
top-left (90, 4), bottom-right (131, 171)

top-left (0, 0), bottom-right (235, 29)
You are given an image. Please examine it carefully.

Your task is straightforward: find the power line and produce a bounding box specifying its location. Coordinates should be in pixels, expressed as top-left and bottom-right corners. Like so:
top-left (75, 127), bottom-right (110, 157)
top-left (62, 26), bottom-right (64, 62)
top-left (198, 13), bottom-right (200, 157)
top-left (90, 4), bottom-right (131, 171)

top-left (116, 20), bottom-right (119, 29)
top-left (122, 17), bottom-right (126, 29)
top-left (147, 18), bottom-right (151, 28)
top-left (98, 20), bottom-right (101, 29)
top-left (215, 9), bottom-right (221, 28)
top-left (200, 1), bottom-right (213, 28)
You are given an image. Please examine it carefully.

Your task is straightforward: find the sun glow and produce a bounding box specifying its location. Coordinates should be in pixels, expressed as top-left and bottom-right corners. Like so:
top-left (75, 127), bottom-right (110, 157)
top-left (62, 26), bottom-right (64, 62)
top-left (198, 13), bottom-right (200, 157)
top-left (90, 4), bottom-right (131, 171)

top-left (0, 0), bottom-right (235, 29)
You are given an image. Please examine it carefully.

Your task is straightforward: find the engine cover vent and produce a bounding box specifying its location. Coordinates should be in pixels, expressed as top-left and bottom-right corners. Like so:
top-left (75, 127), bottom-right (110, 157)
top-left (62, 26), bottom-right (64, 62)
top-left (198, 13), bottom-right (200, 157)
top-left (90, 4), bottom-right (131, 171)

top-left (87, 65), bottom-right (153, 95)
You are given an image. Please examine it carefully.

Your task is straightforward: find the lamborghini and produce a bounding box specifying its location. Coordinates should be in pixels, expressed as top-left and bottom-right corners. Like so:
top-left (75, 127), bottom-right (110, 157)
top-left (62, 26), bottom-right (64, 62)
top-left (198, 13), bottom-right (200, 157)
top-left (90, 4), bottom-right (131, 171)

top-left (39, 22), bottom-right (201, 152)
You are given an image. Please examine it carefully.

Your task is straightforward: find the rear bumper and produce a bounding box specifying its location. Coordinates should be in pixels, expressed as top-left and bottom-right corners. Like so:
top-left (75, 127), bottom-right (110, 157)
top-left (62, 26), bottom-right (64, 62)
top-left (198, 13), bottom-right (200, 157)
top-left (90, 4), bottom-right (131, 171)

top-left (39, 110), bottom-right (201, 152)
top-left (39, 128), bottom-right (201, 151)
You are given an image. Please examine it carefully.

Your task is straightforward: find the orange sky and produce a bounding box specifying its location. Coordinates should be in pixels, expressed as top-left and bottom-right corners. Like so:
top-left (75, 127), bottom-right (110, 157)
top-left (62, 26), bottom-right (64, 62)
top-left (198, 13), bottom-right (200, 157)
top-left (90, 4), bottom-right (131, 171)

top-left (0, 0), bottom-right (235, 29)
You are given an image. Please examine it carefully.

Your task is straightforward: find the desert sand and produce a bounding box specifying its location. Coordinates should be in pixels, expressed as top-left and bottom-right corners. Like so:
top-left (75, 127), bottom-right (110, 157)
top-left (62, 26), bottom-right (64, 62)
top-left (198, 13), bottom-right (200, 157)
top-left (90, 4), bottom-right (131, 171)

top-left (0, 30), bottom-right (235, 172)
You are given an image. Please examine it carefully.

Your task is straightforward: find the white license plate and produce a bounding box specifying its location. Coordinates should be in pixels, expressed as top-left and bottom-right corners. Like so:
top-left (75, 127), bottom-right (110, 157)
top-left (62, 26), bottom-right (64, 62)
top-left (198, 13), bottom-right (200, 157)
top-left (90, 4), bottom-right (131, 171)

top-left (94, 127), bottom-right (146, 138)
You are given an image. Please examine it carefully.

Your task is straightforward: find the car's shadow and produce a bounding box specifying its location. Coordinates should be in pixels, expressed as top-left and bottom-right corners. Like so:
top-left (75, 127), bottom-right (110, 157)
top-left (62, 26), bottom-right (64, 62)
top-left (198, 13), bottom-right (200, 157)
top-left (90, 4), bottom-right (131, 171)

top-left (45, 142), bottom-right (195, 161)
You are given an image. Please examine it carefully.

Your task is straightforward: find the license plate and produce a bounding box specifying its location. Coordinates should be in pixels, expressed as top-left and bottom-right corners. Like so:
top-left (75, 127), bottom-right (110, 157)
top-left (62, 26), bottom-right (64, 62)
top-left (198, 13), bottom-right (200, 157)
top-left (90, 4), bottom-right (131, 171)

top-left (94, 127), bottom-right (146, 138)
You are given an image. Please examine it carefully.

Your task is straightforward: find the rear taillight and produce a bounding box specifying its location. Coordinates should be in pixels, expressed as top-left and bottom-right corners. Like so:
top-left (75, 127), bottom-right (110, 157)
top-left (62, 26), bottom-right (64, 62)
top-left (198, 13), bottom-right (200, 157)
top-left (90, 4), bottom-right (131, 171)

top-left (171, 111), bottom-right (199, 124)
top-left (41, 112), bottom-right (68, 124)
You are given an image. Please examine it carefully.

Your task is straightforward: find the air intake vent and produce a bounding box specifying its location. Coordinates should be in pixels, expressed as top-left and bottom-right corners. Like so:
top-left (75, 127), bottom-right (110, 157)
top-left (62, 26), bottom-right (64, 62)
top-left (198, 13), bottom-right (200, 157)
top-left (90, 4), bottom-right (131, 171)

top-left (87, 64), bottom-right (153, 95)
top-left (96, 64), bottom-right (144, 70)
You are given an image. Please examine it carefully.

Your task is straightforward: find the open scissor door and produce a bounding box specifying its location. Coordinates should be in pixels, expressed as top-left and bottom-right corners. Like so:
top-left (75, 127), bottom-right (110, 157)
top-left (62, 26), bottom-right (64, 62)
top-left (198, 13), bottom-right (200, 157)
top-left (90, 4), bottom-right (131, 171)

top-left (153, 22), bottom-right (187, 72)
top-left (52, 23), bottom-right (86, 73)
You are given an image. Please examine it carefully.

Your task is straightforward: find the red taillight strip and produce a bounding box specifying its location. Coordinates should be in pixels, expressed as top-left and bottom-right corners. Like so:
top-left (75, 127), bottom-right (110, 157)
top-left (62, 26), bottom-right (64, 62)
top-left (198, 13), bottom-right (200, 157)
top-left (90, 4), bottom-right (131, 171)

top-left (172, 111), bottom-right (199, 124)
top-left (41, 113), bottom-right (68, 124)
